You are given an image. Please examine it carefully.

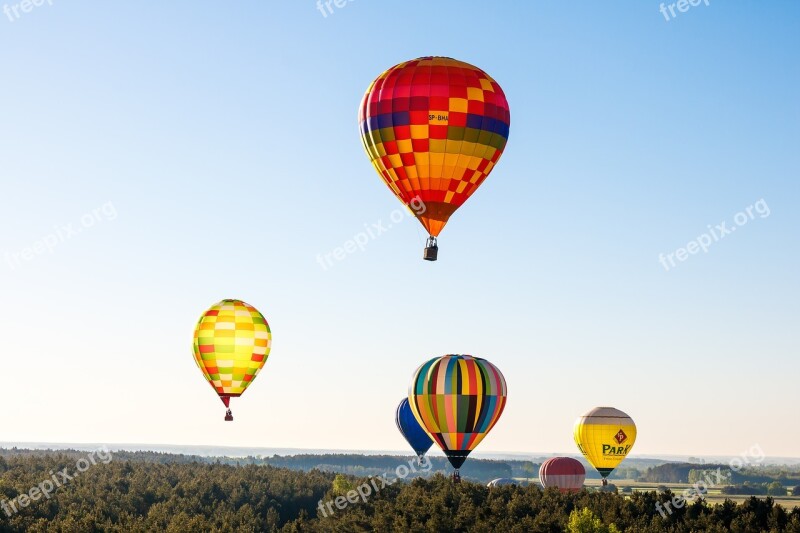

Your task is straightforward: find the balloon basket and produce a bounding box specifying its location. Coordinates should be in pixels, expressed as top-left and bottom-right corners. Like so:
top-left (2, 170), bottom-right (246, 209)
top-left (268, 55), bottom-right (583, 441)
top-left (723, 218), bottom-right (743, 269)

top-left (224, 409), bottom-right (233, 422)
top-left (423, 237), bottom-right (438, 261)
top-left (453, 470), bottom-right (461, 483)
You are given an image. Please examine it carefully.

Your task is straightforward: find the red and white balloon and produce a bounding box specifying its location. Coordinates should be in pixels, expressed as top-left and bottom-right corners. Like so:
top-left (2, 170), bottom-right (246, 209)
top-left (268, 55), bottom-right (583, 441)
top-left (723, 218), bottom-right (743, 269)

top-left (539, 457), bottom-right (586, 493)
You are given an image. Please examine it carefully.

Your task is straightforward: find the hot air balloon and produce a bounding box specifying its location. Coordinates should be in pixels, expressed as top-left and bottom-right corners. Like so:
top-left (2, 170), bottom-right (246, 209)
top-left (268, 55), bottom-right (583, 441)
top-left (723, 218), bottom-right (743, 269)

top-left (396, 398), bottom-right (434, 462)
top-left (487, 478), bottom-right (517, 488)
top-left (408, 354), bottom-right (507, 482)
top-left (192, 299), bottom-right (272, 421)
top-left (359, 57), bottom-right (511, 261)
top-left (573, 407), bottom-right (636, 486)
top-left (539, 457), bottom-right (586, 493)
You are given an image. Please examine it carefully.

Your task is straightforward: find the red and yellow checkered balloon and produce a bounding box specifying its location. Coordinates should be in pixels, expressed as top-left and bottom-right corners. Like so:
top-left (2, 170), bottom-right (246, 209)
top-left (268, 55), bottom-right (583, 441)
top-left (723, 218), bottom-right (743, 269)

top-left (192, 299), bottom-right (272, 414)
top-left (359, 57), bottom-right (511, 238)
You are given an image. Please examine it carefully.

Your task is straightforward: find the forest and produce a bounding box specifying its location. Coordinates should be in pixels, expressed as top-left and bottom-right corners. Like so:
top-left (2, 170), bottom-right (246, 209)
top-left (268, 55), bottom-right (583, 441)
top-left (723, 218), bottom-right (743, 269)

top-left (1, 449), bottom-right (800, 532)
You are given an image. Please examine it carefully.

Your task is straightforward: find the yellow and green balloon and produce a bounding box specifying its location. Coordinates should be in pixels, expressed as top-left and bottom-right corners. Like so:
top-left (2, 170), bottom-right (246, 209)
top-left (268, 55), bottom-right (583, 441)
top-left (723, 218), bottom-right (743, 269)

top-left (192, 299), bottom-right (272, 421)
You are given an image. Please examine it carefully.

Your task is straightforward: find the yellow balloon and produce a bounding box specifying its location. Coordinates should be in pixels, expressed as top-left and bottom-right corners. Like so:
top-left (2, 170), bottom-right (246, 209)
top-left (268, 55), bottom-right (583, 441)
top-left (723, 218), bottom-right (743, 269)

top-left (573, 407), bottom-right (637, 481)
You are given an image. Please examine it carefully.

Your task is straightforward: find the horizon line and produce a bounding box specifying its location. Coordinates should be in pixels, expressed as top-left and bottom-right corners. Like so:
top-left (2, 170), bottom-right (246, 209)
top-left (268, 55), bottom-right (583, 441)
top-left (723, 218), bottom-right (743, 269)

top-left (2, 441), bottom-right (799, 462)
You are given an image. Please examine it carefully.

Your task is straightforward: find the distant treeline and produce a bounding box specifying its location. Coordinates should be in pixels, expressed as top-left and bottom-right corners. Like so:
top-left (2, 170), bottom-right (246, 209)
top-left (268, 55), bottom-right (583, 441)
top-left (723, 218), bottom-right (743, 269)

top-left (640, 462), bottom-right (800, 485)
top-left (1, 449), bottom-right (800, 532)
top-left (261, 454), bottom-right (513, 483)
top-left (0, 448), bottom-right (650, 483)
top-left (0, 449), bottom-right (513, 483)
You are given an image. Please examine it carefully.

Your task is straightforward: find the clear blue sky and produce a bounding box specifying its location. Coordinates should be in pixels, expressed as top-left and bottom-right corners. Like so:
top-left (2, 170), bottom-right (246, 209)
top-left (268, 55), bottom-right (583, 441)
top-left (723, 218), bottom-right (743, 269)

top-left (1, 1), bottom-right (798, 458)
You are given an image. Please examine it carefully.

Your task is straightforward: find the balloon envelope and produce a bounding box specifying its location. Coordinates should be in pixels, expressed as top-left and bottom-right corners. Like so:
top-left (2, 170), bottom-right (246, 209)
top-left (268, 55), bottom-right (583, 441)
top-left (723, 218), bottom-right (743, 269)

top-left (192, 299), bottom-right (272, 407)
top-left (539, 457), bottom-right (586, 493)
top-left (396, 398), bottom-right (434, 458)
top-left (359, 56), bottom-right (510, 239)
top-left (408, 354), bottom-right (507, 469)
top-left (573, 407), bottom-right (636, 479)
top-left (487, 478), bottom-right (517, 487)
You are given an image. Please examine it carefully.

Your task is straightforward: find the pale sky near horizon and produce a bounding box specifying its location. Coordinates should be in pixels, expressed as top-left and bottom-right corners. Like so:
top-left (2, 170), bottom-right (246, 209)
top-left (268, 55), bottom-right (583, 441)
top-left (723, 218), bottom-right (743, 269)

top-left (1, 1), bottom-right (798, 459)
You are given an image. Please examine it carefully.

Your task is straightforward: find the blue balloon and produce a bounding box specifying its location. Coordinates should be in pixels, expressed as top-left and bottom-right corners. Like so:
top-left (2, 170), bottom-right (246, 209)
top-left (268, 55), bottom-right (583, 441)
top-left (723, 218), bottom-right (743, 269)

top-left (396, 398), bottom-right (434, 458)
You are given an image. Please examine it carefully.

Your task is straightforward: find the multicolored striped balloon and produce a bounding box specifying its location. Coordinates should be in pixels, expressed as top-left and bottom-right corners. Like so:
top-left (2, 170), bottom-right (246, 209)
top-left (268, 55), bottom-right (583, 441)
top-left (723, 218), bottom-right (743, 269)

top-left (192, 299), bottom-right (272, 420)
top-left (539, 457), bottom-right (586, 493)
top-left (359, 57), bottom-right (510, 246)
top-left (408, 354), bottom-right (507, 470)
